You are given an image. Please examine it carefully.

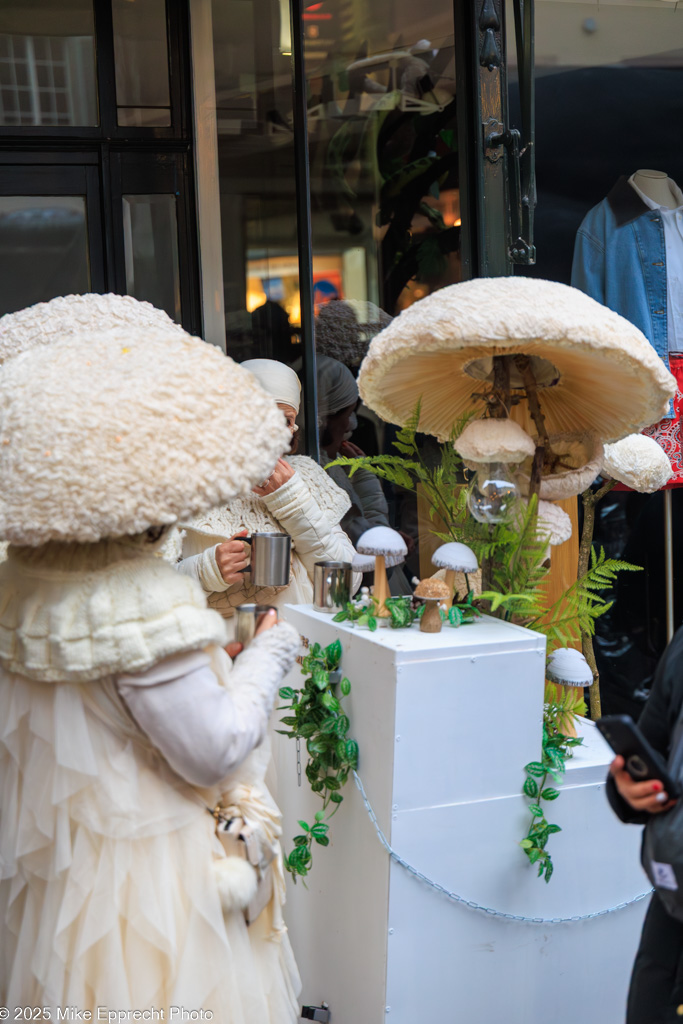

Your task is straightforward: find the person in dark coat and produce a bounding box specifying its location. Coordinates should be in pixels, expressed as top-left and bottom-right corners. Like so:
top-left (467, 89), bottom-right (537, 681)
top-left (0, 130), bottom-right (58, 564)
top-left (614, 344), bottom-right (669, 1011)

top-left (607, 627), bottom-right (683, 1024)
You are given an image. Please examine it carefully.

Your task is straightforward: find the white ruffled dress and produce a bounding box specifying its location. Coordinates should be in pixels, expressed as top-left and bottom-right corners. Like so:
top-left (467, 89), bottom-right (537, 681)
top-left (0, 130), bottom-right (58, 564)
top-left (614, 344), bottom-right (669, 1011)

top-left (0, 540), bottom-right (301, 1021)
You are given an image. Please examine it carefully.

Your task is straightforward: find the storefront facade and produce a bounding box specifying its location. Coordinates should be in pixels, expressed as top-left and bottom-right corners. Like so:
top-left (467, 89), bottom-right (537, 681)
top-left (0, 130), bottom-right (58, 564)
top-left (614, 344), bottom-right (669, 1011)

top-left (1, 0), bottom-right (682, 714)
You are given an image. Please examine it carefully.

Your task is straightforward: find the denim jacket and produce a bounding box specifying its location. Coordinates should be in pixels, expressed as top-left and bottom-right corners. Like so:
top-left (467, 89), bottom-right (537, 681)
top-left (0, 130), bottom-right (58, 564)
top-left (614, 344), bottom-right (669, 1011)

top-left (571, 176), bottom-right (672, 417)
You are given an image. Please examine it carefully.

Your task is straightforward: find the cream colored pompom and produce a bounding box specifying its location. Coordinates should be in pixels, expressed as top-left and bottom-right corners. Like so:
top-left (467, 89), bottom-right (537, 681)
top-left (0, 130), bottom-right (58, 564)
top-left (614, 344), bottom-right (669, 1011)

top-left (603, 434), bottom-right (673, 493)
top-left (213, 856), bottom-right (259, 914)
top-left (0, 292), bottom-right (184, 364)
top-left (454, 418), bottom-right (535, 465)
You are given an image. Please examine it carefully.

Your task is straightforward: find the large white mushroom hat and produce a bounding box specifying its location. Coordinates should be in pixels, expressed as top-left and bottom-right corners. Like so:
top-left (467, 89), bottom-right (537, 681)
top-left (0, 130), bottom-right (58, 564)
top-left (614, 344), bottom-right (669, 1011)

top-left (358, 277), bottom-right (676, 443)
top-left (0, 292), bottom-right (184, 364)
top-left (0, 326), bottom-right (290, 545)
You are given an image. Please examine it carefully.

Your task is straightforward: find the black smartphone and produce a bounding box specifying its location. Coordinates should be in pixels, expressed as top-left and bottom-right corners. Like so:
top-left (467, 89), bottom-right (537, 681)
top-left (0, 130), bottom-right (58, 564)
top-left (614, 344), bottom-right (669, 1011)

top-left (597, 714), bottom-right (680, 798)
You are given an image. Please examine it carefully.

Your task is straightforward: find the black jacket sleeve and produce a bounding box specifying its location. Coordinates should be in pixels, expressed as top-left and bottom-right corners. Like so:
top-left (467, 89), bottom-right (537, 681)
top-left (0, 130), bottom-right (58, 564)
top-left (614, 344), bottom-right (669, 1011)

top-left (605, 628), bottom-right (683, 824)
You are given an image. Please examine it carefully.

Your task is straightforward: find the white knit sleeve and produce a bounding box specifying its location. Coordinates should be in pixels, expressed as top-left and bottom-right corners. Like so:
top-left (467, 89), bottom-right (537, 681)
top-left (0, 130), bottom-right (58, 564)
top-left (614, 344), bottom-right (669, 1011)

top-left (116, 621), bottom-right (301, 787)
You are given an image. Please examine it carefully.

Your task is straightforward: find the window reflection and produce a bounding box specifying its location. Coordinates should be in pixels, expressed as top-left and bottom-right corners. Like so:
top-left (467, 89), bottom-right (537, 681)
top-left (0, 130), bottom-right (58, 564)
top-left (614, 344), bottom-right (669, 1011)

top-left (0, 2), bottom-right (97, 126)
top-left (0, 196), bottom-right (90, 314)
top-left (305, 0), bottom-right (461, 583)
top-left (112, 0), bottom-right (171, 127)
top-left (123, 194), bottom-right (181, 323)
top-left (517, 1), bottom-right (683, 718)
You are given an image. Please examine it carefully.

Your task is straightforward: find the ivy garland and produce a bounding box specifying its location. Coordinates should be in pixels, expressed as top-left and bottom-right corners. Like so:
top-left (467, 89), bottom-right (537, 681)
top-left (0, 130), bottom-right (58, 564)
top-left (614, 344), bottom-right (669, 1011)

top-left (519, 689), bottom-right (585, 882)
top-left (277, 638), bottom-right (358, 880)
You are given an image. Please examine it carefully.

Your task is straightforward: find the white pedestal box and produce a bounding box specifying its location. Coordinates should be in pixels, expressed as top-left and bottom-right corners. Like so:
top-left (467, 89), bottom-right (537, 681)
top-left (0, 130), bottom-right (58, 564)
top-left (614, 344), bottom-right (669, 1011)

top-left (275, 606), bottom-right (649, 1024)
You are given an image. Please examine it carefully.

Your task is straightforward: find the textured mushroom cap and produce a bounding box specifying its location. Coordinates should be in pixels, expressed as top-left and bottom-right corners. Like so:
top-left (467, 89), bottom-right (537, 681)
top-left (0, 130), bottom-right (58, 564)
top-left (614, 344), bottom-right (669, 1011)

top-left (517, 432), bottom-right (603, 501)
top-left (415, 577), bottom-right (452, 600)
top-left (454, 419), bottom-right (535, 465)
top-left (603, 433), bottom-right (673, 493)
top-left (0, 326), bottom-right (290, 545)
top-left (536, 500), bottom-right (573, 547)
top-left (431, 541), bottom-right (479, 572)
top-left (358, 277), bottom-right (676, 442)
top-left (546, 647), bottom-right (593, 687)
top-left (352, 551), bottom-right (377, 573)
top-left (356, 526), bottom-right (408, 558)
top-left (0, 293), bottom-right (184, 364)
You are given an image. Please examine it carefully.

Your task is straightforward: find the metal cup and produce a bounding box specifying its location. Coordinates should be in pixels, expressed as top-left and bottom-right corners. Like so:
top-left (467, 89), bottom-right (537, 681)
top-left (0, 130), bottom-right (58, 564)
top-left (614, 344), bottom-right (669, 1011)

top-left (234, 604), bottom-right (278, 648)
top-left (313, 561), bottom-right (353, 613)
top-left (245, 532), bottom-right (292, 587)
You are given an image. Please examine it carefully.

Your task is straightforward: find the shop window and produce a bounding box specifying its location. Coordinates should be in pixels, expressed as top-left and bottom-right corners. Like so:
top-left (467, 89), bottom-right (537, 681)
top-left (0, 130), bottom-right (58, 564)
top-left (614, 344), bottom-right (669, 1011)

top-left (112, 0), bottom-right (172, 127)
top-left (194, 0), bottom-right (463, 584)
top-left (513, 0), bottom-right (683, 717)
top-left (0, 1), bottom-right (98, 126)
top-left (0, 194), bottom-right (90, 311)
top-left (122, 194), bottom-right (181, 322)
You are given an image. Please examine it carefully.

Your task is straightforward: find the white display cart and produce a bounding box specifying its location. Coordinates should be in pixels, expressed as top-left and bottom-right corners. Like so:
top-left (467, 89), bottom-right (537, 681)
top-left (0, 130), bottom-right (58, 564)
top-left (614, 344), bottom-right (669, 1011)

top-left (275, 606), bottom-right (650, 1024)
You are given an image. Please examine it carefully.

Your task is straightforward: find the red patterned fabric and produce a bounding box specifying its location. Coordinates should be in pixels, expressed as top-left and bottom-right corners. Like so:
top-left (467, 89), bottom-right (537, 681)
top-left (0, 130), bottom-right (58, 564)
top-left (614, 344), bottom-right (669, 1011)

top-left (639, 353), bottom-right (683, 489)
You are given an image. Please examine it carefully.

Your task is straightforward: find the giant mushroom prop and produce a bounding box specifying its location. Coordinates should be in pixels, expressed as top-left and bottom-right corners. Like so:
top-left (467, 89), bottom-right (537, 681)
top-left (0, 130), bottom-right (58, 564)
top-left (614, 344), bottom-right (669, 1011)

top-left (356, 526), bottom-right (407, 618)
top-left (358, 278), bottom-right (676, 501)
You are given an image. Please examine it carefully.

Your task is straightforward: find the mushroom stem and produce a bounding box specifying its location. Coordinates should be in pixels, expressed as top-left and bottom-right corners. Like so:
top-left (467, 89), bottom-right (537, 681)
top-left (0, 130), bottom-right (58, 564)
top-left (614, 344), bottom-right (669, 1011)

top-left (420, 600), bottom-right (443, 633)
top-left (578, 479), bottom-right (616, 719)
top-left (464, 571), bottom-right (471, 596)
top-left (514, 354), bottom-right (550, 504)
top-left (373, 554), bottom-right (391, 617)
top-left (444, 568), bottom-right (456, 599)
top-left (492, 355), bottom-right (512, 418)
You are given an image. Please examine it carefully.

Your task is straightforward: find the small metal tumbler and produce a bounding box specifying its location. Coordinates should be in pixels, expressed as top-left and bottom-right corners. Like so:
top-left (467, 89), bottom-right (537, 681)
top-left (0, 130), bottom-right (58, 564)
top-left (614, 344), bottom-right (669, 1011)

top-left (313, 561), bottom-right (353, 613)
top-left (246, 532), bottom-right (292, 587)
top-left (234, 604), bottom-right (278, 648)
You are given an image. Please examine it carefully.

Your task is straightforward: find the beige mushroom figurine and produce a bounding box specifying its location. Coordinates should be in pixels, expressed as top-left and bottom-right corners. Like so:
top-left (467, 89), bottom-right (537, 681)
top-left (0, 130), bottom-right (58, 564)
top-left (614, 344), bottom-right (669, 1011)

top-left (414, 578), bottom-right (452, 633)
top-left (356, 526), bottom-right (407, 618)
top-left (431, 542), bottom-right (478, 598)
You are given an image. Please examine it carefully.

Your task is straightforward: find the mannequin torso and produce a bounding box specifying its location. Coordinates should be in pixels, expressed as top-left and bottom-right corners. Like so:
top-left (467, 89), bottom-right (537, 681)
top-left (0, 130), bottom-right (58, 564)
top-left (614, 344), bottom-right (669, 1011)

top-left (632, 169), bottom-right (681, 211)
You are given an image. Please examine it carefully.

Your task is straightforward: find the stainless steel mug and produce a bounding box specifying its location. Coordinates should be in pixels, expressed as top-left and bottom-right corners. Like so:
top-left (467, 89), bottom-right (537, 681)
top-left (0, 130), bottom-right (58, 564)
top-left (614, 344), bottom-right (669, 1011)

top-left (234, 604), bottom-right (278, 648)
top-left (244, 532), bottom-right (292, 587)
top-left (313, 560), bottom-right (353, 613)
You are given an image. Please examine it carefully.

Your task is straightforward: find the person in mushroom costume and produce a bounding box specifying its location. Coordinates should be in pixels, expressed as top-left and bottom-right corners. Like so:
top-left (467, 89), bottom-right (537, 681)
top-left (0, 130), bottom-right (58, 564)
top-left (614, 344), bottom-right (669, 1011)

top-left (176, 357), bottom-right (358, 631)
top-left (0, 320), bottom-right (303, 1020)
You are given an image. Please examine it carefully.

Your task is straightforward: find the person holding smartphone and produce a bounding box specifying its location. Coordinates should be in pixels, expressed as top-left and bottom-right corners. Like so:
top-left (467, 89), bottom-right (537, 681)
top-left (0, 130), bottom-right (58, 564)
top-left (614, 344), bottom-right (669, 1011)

top-left (607, 626), bottom-right (683, 1024)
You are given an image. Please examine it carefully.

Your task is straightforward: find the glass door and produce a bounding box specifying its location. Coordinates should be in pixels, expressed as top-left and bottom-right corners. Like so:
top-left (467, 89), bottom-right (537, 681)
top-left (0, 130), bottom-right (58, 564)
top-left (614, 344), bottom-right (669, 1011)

top-left (0, 157), bottom-right (105, 314)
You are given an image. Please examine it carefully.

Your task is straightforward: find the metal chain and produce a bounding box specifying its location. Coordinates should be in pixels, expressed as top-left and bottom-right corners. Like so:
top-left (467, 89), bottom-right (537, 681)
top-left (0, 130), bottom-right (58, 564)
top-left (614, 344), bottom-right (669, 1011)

top-left (352, 771), bottom-right (653, 925)
top-left (296, 737), bottom-right (302, 788)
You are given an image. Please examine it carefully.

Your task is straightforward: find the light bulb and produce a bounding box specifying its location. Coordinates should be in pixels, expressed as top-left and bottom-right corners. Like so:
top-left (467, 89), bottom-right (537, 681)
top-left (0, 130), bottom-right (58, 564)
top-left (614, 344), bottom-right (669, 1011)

top-left (467, 462), bottom-right (519, 524)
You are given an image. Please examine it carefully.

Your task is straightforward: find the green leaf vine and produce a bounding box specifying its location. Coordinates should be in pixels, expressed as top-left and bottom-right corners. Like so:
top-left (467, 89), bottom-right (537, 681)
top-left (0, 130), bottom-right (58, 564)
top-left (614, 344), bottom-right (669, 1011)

top-left (277, 638), bottom-right (358, 880)
top-left (520, 717), bottom-right (584, 882)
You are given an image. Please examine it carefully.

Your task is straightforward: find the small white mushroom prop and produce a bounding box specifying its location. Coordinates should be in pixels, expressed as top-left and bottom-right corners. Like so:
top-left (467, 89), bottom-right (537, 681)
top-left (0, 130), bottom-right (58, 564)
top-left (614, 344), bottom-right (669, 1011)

top-left (454, 418), bottom-right (536, 465)
top-left (546, 648), bottom-right (593, 688)
top-left (602, 433), bottom-right (673, 493)
top-left (431, 542), bottom-right (478, 597)
top-left (356, 526), bottom-right (407, 617)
